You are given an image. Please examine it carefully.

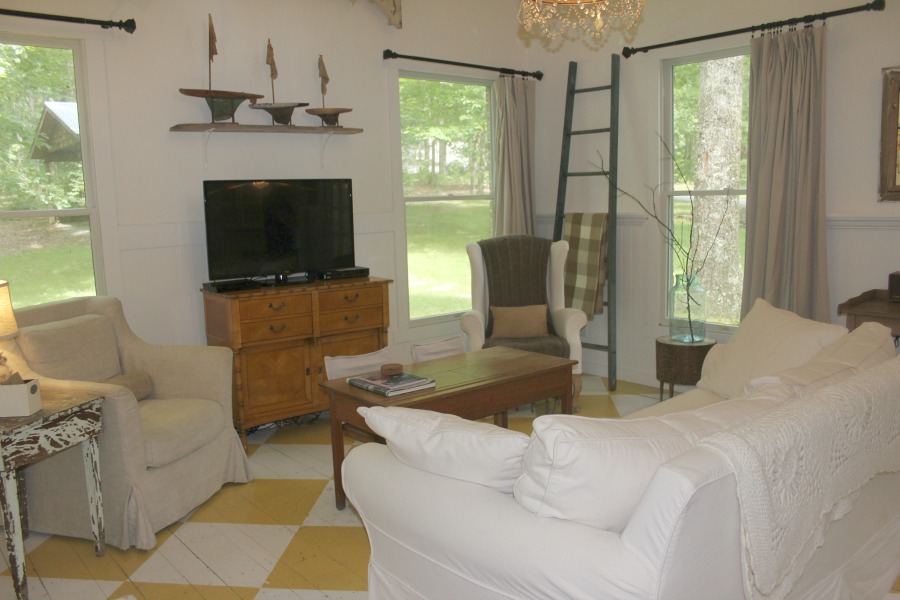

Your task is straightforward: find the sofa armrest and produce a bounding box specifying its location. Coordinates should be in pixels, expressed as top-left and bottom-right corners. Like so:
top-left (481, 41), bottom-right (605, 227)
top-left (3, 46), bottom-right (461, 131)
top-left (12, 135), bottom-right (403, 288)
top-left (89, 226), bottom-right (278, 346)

top-left (344, 443), bottom-right (654, 600)
top-left (460, 310), bottom-right (486, 350)
top-left (40, 379), bottom-right (148, 474)
top-left (551, 307), bottom-right (588, 374)
top-left (119, 342), bottom-right (233, 410)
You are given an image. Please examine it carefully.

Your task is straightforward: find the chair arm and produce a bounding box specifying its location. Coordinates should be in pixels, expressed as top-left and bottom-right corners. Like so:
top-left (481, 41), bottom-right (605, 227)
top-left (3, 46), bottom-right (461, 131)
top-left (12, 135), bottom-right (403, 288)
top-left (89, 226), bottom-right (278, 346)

top-left (119, 342), bottom-right (233, 410)
top-left (460, 310), bottom-right (486, 350)
top-left (551, 308), bottom-right (588, 374)
top-left (40, 379), bottom-right (148, 474)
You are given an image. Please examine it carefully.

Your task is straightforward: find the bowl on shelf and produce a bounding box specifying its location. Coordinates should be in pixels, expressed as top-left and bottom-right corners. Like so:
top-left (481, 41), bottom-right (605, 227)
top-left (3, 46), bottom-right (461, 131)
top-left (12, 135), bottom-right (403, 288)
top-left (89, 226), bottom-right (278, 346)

top-left (305, 107), bottom-right (352, 127)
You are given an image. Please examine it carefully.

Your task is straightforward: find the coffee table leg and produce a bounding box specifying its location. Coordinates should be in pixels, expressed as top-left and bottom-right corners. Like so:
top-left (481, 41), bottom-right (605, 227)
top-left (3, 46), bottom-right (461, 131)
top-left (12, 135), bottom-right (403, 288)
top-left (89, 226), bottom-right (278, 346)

top-left (331, 412), bottom-right (347, 510)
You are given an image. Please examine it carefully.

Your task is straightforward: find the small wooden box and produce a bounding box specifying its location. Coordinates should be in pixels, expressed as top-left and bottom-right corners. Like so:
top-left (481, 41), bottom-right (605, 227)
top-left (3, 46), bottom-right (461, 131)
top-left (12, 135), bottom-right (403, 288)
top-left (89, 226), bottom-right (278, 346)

top-left (0, 379), bottom-right (42, 417)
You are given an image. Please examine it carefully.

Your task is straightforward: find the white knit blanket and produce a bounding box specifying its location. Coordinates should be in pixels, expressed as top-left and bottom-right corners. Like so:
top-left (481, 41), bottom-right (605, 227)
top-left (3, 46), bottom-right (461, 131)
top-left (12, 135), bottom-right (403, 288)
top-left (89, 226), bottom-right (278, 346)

top-left (700, 356), bottom-right (900, 600)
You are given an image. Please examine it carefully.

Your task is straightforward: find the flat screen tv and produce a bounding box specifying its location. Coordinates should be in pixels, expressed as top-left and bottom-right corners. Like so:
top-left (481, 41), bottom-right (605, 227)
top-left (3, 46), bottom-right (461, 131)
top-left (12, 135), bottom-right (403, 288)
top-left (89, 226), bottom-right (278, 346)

top-left (203, 178), bottom-right (355, 285)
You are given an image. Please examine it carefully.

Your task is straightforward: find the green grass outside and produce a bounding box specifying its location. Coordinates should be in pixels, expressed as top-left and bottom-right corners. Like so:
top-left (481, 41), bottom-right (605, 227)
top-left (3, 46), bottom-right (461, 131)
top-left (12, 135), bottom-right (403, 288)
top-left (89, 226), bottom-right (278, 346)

top-left (0, 218), bottom-right (95, 308)
top-left (406, 199), bottom-right (491, 320)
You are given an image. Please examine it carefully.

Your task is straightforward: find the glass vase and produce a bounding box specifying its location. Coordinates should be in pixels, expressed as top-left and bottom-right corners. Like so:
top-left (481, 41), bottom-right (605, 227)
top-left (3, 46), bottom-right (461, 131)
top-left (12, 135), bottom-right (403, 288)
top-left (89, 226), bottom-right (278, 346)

top-left (669, 273), bottom-right (706, 343)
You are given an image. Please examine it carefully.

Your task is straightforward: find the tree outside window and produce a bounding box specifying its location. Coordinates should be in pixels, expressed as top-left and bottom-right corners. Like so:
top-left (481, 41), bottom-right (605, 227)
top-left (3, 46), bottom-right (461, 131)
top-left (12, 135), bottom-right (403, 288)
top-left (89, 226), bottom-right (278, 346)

top-left (0, 37), bottom-right (100, 308)
top-left (400, 75), bottom-right (493, 321)
top-left (667, 51), bottom-right (749, 326)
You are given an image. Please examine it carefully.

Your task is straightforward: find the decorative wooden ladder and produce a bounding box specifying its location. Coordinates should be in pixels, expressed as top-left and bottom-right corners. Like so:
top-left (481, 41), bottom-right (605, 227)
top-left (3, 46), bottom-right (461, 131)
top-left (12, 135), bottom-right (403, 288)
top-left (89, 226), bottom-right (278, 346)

top-left (552, 54), bottom-right (620, 390)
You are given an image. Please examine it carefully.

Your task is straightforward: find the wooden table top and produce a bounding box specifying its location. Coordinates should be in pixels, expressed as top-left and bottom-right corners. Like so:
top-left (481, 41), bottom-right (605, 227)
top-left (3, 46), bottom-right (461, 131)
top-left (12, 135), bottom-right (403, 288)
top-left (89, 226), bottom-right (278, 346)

top-left (319, 346), bottom-right (576, 408)
top-left (0, 388), bottom-right (103, 434)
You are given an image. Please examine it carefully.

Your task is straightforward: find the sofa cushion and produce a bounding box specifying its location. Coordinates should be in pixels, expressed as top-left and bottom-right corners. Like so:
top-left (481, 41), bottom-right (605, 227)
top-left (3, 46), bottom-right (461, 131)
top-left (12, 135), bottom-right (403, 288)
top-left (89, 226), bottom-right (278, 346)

top-left (16, 314), bottom-right (122, 382)
top-left (513, 386), bottom-right (795, 532)
top-left (697, 298), bottom-right (846, 399)
top-left (358, 406), bottom-right (530, 493)
top-left (139, 398), bottom-right (224, 467)
top-left (105, 370), bottom-right (154, 400)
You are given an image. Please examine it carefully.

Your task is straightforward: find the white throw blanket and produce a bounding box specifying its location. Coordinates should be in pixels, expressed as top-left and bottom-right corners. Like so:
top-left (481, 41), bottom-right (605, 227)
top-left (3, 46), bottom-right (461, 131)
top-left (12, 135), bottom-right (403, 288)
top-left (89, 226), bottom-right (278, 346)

top-left (700, 356), bottom-right (900, 600)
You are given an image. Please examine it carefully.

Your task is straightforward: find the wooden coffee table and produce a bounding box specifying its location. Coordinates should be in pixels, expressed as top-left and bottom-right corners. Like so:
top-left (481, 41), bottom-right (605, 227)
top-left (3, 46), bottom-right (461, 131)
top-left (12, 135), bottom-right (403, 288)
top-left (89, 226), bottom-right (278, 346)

top-left (321, 346), bottom-right (577, 509)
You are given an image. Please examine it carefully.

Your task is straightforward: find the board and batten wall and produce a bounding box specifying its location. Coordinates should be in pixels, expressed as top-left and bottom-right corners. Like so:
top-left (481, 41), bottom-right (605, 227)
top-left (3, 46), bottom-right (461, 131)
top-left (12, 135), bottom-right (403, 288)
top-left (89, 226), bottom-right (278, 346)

top-left (0, 0), bottom-right (897, 388)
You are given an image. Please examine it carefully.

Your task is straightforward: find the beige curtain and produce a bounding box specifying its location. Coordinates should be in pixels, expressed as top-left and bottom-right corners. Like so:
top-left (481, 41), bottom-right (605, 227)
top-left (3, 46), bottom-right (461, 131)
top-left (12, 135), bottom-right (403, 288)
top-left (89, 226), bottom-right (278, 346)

top-left (742, 27), bottom-right (829, 321)
top-left (492, 76), bottom-right (535, 235)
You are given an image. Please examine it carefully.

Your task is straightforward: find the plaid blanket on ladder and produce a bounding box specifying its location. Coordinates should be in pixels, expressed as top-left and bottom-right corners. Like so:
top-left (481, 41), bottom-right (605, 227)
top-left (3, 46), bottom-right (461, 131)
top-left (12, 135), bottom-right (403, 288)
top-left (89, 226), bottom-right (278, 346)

top-left (562, 213), bottom-right (609, 319)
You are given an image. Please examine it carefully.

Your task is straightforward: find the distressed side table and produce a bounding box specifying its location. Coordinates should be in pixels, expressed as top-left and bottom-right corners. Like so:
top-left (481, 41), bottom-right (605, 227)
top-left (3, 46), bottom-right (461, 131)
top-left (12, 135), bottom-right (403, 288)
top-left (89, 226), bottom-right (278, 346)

top-left (655, 336), bottom-right (716, 401)
top-left (0, 389), bottom-right (104, 600)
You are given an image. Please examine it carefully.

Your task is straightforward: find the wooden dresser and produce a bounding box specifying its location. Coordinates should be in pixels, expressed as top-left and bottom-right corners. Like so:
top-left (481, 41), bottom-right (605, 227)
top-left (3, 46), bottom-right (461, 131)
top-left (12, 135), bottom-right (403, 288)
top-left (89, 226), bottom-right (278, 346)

top-left (202, 277), bottom-right (391, 445)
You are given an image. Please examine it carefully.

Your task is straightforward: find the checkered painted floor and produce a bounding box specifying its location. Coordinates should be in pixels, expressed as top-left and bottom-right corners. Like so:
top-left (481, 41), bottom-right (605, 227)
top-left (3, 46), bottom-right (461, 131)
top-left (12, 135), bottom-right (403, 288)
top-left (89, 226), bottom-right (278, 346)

top-left (0, 377), bottom-right (673, 599)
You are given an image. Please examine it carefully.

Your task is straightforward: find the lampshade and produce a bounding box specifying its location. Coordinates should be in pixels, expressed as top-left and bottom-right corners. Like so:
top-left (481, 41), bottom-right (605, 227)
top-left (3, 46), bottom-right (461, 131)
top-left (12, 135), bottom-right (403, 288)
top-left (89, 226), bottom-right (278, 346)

top-left (0, 281), bottom-right (19, 339)
top-left (518, 0), bottom-right (645, 42)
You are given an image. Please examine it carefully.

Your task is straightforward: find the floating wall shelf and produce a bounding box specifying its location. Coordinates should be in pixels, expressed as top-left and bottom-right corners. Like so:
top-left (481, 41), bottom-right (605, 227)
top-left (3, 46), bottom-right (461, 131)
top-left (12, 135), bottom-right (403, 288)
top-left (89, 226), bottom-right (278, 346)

top-left (169, 123), bottom-right (363, 134)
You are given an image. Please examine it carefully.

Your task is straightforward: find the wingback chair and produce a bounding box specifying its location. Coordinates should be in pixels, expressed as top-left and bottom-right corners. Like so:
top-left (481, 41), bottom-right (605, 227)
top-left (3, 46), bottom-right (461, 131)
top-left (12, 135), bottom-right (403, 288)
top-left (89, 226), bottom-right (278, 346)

top-left (460, 235), bottom-right (588, 398)
top-left (0, 296), bottom-right (251, 550)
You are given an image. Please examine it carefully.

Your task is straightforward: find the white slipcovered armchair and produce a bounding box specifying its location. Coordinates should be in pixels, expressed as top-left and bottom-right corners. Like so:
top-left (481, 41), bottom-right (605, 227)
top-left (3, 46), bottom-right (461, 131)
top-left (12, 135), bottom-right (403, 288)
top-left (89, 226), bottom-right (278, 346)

top-left (460, 235), bottom-right (588, 397)
top-left (0, 296), bottom-right (251, 550)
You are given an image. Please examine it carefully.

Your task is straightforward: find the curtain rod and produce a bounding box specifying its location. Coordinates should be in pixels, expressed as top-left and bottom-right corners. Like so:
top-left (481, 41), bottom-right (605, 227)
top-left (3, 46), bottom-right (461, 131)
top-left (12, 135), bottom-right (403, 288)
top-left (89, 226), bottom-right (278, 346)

top-left (622, 0), bottom-right (883, 58)
top-left (0, 8), bottom-right (136, 33)
top-left (383, 49), bottom-right (543, 81)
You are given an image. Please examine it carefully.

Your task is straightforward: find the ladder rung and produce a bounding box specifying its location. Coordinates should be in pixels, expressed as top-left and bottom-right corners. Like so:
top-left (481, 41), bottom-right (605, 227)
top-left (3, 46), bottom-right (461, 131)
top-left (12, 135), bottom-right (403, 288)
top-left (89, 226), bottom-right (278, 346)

top-left (575, 85), bottom-right (612, 94)
top-left (566, 171), bottom-right (608, 177)
top-left (569, 128), bottom-right (610, 136)
top-left (582, 342), bottom-right (610, 352)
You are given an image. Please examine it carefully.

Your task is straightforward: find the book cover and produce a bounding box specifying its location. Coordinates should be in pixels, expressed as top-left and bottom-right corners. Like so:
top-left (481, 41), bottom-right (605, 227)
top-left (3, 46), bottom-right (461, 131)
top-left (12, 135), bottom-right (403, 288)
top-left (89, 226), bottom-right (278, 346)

top-left (348, 371), bottom-right (434, 391)
top-left (347, 377), bottom-right (436, 397)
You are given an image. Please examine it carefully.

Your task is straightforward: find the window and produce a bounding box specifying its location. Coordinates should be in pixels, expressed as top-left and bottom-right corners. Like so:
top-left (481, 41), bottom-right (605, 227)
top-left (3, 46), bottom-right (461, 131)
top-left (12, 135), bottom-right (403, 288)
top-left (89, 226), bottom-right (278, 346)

top-left (0, 35), bottom-right (101, 309)
top-left (399, 74), bottom-right (493, 321)
top-left (664, 51), bottom-right (749, 327)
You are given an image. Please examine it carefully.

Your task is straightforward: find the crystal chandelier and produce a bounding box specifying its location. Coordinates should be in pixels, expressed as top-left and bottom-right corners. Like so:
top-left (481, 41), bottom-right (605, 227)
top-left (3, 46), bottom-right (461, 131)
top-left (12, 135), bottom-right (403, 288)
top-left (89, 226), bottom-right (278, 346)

top-left (518, 0), bottom-right (644, 42)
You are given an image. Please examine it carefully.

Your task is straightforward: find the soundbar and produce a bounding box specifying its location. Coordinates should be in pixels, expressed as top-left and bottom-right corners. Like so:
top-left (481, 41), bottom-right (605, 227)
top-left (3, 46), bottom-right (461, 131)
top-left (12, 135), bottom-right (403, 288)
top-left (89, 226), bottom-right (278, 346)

top-left (313, 266), bottom-right (369, 280)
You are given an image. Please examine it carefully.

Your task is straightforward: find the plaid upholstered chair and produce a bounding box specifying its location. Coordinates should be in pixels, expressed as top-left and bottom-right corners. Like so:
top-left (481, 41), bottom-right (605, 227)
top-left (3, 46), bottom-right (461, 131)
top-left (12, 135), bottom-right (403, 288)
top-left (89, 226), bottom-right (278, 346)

top-left (460, 235), bottom-right (587, 399)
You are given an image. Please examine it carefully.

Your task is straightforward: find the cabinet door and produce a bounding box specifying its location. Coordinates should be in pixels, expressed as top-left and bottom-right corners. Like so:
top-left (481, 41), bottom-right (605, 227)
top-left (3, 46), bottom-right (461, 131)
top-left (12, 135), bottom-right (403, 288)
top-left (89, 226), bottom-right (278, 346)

top-left (311, 329), bottom-right (383, 406)
top-left (239, 340), bottom-right (317, 426)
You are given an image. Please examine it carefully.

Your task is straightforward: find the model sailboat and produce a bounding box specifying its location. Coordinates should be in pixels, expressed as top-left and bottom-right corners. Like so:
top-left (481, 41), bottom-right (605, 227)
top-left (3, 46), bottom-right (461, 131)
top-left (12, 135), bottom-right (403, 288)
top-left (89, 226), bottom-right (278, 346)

top-left (179, 14), bottom-right (263, 123)
top-left (249, 39), bottom-right (308, 125)
top-left (305, 55), bottom-right (352, 127)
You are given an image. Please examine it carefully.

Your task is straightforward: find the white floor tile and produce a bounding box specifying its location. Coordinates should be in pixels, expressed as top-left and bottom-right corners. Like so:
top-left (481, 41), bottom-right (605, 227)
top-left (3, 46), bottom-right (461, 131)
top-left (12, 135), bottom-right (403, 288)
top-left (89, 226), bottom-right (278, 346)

top-left (130, 522), bottom-right (298, 588)
top-left (255, 590), bottom-right (368, 599)
top-left (302, 481), bottom-right (363, 527)
top-left (249, 444), bottom-right (337, 480)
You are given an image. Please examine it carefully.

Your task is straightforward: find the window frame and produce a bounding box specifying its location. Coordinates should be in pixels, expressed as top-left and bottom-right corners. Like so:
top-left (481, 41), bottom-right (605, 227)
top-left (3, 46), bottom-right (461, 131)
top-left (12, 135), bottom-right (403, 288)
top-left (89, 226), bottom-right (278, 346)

top-left (660, 47), bottom-right (749, 333)
top-left (395, 68), bottom-right (497, 328)
top-left (0, 31), bottom-right (107, 306)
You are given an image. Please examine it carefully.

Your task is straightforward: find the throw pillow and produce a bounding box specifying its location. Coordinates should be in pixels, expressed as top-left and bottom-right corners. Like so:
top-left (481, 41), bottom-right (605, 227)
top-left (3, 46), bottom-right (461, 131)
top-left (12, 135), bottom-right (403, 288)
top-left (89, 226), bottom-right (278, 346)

top-left (513, 385), bottom-right (793, 532)
top-left (358, 406), bottom-right (530, 493)
top-left (490, 305), bottom-right (549, 338)
top-left (16, 314), bottom-right (122, 382)
top-left (697, 298), bottom-right (846, 399)
top-left (105, 371), bottom-right (154, 400)
top-left (747, 321), bottom-right (896, 393)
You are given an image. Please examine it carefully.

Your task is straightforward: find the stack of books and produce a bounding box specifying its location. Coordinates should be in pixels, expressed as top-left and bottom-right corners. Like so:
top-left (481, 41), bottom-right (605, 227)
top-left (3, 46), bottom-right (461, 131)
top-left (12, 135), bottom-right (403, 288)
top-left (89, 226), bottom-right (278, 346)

top-left (347, 371), bottom-right (436, 397)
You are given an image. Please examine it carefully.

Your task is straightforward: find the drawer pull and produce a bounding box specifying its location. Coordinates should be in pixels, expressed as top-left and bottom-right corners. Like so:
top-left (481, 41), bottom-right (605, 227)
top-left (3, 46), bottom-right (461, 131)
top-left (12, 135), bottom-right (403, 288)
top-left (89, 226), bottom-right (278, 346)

top-left (267, 301), bottom-right (287, 311)
top-left (268, 324), bottom-right (288, 334)
top-left (343, 314), bottom-right (361, 324)
top-left (344, 293), bottom-right (360, 303)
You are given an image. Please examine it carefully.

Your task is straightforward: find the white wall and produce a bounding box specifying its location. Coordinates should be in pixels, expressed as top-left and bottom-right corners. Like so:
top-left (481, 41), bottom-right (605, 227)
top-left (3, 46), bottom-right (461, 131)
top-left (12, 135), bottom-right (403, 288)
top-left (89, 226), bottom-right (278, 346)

top-left (1, 0), bottom-right (898, 386)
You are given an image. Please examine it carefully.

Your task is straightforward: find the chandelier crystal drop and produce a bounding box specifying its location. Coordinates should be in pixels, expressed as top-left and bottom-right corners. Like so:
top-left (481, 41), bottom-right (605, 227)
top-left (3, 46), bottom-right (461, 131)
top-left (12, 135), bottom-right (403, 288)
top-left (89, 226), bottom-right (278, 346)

top-left (518, 0), bottom-right (644, 41)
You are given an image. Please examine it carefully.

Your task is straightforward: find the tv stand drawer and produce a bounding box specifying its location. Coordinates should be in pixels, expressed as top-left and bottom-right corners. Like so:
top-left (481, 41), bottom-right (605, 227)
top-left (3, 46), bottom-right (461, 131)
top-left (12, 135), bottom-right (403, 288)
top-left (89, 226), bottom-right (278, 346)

top-left (240, 294), bottom-right (312, 321)
top-left (240, 315), bottom-right (314, 343)
top-left (319, 287), bottom-right (383, 311)
top-left (320, 306), bottom-right (385, 334)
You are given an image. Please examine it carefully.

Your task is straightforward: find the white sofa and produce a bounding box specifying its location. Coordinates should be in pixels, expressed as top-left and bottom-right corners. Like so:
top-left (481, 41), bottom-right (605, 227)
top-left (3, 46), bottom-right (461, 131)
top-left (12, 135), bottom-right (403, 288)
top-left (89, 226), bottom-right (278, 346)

top-left (343, 299), bottom-right (900, 599)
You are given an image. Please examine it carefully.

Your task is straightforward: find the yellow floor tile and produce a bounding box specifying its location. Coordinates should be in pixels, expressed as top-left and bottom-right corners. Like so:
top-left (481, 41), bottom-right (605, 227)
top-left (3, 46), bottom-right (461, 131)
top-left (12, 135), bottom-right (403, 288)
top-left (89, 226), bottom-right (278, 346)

top-left (265, 527), bottom-right (369, 591)
top-left (188, 479), bottom-right (328, 526)
top-left (577, 394), bottom-right (620, 418)
top-left (7, 530), bottom-right (169, 581)
top-left (111, 580), bottom-right (257, 599)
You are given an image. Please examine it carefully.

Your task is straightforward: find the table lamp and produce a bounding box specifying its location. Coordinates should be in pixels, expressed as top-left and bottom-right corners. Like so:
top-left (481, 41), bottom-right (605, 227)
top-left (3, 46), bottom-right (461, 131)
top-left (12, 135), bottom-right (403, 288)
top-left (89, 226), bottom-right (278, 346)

top-left (0, 281), bottom-right (18, 339)
top-left (0, 281), bottom-right (20, 383)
